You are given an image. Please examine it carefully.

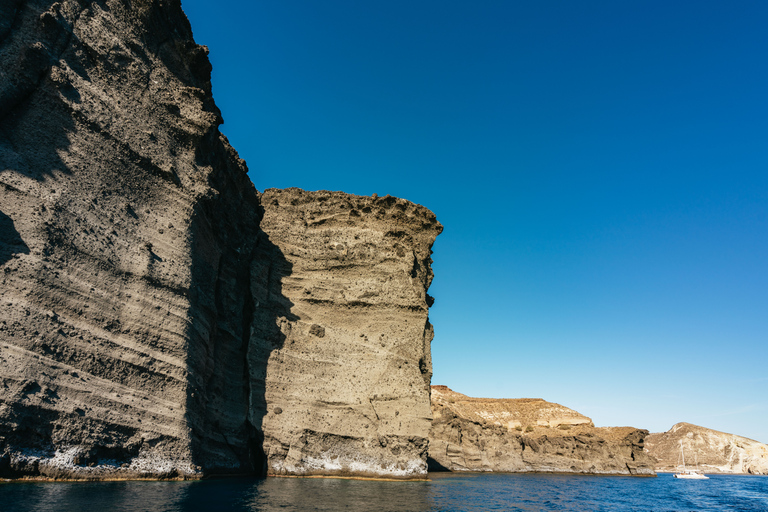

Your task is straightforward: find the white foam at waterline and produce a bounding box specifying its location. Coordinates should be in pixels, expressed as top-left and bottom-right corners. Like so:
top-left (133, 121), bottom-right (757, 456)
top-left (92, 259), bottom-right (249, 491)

top-left (9, 447), bottom-right (200, 476)
top-left (270, 451), bottom-right (426, 477)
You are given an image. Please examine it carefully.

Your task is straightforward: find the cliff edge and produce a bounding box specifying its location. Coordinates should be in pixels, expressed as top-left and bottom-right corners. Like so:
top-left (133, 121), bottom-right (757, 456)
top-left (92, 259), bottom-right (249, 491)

top-left (429, 386), bottom-right (655, 476)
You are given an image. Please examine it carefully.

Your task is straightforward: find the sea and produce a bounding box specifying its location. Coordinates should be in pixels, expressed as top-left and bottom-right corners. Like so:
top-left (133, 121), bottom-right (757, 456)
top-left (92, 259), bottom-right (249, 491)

top-left (1, 472), bottom-right (767, 512)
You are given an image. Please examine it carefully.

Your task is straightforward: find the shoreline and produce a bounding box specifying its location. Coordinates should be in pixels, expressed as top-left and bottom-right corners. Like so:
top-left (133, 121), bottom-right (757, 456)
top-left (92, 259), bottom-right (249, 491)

top-left (5, 469), bottom-right (766, 484)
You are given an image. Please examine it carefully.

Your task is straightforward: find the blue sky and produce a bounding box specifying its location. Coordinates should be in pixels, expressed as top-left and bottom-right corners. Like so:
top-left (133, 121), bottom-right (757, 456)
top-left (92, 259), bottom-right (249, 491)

top-left (180, 0), bottom-right (768, 443)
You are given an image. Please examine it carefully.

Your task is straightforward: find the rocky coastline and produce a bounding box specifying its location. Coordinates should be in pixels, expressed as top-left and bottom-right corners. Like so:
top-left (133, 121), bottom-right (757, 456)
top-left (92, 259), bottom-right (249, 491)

top-left (0, 0), bottom-right (440, 480)
top-left (2, 0), bottom-right (766, 483)
top-left (645, 422), bottom-right (768, 475)
top-left (428, 386), bottom-right (656, 476)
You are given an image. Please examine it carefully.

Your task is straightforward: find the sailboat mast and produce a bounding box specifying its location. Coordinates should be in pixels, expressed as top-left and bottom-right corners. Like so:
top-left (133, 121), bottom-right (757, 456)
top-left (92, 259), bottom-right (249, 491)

top-left (680, 440), bottom-right (685, 468)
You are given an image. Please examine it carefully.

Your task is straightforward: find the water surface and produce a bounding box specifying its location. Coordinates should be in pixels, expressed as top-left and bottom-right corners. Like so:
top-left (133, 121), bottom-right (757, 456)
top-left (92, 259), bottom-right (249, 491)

top-left (2, 472), bottom-right (766, 511)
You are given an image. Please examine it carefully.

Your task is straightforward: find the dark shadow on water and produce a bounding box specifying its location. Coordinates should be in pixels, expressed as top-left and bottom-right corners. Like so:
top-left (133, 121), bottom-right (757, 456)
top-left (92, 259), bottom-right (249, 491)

top-left (0, 477), bottom-right (433, 512)
top-left (243, 477), bottom-right (432, 512)
top-left (5, 472), bottom-right (768, 512)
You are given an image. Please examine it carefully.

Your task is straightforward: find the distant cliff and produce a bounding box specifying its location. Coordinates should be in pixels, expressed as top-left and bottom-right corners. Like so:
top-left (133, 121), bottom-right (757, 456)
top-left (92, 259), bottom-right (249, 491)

top-left (645, 423), bottom-right (768, 475)
top-left (429, 386), bottom-right (655, 476)
top-left (0, 0), bottom-right (440, 480)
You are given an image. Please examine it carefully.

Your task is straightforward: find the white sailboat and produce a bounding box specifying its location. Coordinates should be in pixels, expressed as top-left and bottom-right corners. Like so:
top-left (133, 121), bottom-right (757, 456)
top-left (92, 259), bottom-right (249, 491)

top-left (673, 440), bottom-right (709, 479)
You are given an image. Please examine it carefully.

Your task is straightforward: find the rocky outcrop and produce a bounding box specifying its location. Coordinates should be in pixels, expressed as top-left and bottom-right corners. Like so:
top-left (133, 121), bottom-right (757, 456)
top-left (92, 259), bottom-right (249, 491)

top-left (645, 422), bottom-right (768, 475)
top-left (249, 188), bottom-right (442, 479)
top-left (0, 1), bottom-right (442, 480)
top-left (429, 386), bottom-right (655, 476)
top-left (0, 0), bottom-right (261, 479)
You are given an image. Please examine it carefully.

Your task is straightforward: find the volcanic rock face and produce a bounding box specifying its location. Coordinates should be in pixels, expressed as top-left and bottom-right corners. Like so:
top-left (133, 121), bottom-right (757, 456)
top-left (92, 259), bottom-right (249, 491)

top-left (0, 0), bottom-right (261, 479)
top-left (429, 386), bottom-right (655, 476)
top-left (250, 188), bottom-right (442, 479)
top-left (0, 0), bottom-right (443, 481)
top-left (645, 422), bottom-right (768, 475)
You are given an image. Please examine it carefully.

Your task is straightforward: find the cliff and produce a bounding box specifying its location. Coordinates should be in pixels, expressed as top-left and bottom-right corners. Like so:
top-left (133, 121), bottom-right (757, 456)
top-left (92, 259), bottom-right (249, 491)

top-left (645, 422), bottom-right (768, 475)
top-left (250, 188), bottom-right (441, 479)
top-left (0, 0), bottom-right (262, 479)
top-left (0, 0), bottom-right (441, 480)
top-left (429, 386), bottom-right (655, 476)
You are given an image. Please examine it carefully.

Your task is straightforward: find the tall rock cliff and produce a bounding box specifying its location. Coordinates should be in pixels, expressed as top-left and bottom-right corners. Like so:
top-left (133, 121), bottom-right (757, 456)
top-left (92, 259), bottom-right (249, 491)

top-left (0, 0), bottom-right (442, 480)
top-left (250, 188), bottom-right (442, 479)
top-left (645, 422), bottom-right (768, 475)
top-left (0, 0), bottom-right (261, 479)
top-left (429, 386), bottom-right (655, 476)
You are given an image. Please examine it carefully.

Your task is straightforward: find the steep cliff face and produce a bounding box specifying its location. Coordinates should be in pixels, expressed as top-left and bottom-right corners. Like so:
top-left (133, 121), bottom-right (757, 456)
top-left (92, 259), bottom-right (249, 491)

top-left (645, 423), bottom-right (768, 475)
top-left (0, 0), bottom-right (260, 479)
top-left (250, 188), bottom-right (442, 479)
top-left (429, 386), bottom-right (655, 476)
top-left (0, 0), bottom-right (443, 481)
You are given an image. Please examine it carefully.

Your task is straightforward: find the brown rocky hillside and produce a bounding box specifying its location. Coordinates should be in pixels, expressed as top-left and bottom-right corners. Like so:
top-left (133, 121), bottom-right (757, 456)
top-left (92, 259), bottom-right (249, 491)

top-left (645, 422), bottom-right (768, 475)
top-left (429, 386), bottom-right (655, 476)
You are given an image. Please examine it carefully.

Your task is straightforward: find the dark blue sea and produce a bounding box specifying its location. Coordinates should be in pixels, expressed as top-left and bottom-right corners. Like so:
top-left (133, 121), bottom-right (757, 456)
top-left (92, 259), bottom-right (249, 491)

top-left (2, 473), bottom-right (767, 511)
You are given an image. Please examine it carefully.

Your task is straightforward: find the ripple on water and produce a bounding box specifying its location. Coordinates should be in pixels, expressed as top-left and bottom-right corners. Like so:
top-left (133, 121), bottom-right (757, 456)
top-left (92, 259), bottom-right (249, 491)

top-left (1, 472), bottom-right (767, 512)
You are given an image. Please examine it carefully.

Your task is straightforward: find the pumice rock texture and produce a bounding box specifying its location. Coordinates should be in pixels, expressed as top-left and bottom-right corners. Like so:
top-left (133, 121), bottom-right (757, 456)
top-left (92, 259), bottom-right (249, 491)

top-left (0, 0), bottom-right (443, 481)
top-left (249, 188), bottom-right (442, 479)
top-left (0, 0), bottom-right (262, 479)
top-left (429, 386), bottom-right (656, 476)
top-left (645, 422), bottom-right (768, 475)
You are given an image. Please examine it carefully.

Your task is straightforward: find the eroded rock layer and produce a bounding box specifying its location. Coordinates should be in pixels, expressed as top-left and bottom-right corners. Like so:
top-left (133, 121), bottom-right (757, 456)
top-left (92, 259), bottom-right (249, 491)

top-left (0, 0), bottom-right (261, 479)
top-left (250, 188), bottom-right (442, 479)
top-left (645, 422), bottom-right (768, 475)
top-left (429, 386), bottom-right (655, 476)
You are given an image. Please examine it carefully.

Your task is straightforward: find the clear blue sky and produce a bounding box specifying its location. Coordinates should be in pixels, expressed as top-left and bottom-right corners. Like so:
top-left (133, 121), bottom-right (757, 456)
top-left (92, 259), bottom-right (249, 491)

top-left (181, 0), bottom-right (768, 443)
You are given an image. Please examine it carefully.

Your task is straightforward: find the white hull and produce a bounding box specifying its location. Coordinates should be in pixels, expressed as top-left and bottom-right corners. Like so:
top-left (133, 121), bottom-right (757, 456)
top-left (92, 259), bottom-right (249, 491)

top-left (673, 471), bottom-right (709, 480)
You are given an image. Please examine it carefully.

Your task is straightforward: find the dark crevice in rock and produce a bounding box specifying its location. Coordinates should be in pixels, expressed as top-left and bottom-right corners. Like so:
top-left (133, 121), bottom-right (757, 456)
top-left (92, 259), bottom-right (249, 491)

top-left (426, 456), bottom-right (450, 472)
top-left (241, 233), bottom-right (265, 475)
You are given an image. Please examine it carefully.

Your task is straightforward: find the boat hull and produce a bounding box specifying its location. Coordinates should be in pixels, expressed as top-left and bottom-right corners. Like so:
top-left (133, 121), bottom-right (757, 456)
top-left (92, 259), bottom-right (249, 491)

top-left (673, 472), bottom-right (709, 479)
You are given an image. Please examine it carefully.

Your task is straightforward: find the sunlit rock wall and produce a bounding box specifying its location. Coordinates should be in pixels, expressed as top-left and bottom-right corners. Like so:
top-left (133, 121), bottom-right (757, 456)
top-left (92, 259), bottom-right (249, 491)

top-left (429, 386), bottom-right (656, 476)
top-left (646, 422), bottom-right (768, 475)
top-left (250, 188), bottom-right (442, 479)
